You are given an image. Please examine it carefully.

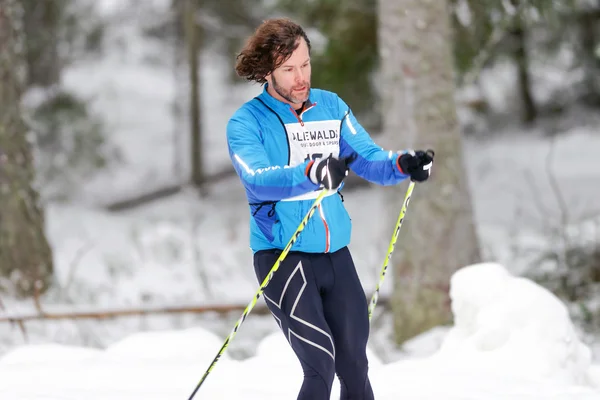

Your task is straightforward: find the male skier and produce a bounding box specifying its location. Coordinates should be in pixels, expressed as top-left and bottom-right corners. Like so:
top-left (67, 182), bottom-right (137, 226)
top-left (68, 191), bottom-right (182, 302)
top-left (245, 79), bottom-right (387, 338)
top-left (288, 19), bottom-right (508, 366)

top-left (226, 18), bottom-right (434, 400)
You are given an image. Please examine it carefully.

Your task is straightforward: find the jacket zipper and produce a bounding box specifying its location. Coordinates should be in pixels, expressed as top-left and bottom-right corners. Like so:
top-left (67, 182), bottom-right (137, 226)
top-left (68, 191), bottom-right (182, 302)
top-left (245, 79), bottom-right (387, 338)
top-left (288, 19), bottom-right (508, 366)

top-left (318, 203), bottom-right (330, 253)
top-left (290, 102), bottom-right (316, 127)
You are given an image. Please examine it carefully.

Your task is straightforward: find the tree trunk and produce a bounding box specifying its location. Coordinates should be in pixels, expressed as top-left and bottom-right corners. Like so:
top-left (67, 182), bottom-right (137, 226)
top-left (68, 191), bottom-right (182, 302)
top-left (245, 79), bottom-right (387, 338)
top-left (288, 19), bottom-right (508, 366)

top-left (511, 0), bottom-right (536, 123)
top-left (184, 0), bottom-right (204, 188)
top-left (0, 0), bottom-right (54, 296)
top-left (579, 4), bottom-right (600, 106)
top-left (377, 0), bottom-right (481, 345)
top-left (21, 0), bottom-right (62, 87)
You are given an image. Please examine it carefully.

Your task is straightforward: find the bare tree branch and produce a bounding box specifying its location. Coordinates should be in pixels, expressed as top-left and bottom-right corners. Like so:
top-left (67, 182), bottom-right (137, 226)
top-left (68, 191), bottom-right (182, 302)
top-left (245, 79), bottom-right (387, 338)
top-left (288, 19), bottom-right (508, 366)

top-left (0, 296), bottom-right (392, 323)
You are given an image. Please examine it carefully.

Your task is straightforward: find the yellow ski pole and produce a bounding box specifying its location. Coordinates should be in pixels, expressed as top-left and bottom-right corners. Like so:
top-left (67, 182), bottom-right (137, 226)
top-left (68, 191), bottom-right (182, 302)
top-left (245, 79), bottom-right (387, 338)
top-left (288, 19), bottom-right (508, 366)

top-left (368, 181), bottom-right (415, 321)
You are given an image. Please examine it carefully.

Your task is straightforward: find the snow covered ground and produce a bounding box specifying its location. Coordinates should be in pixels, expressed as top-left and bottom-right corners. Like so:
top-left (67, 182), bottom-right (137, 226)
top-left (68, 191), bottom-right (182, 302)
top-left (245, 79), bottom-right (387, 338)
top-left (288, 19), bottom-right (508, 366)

top-left (1, 263), bottom-right (600, 399)
top-left (1, 0), bottom-right (600, 398)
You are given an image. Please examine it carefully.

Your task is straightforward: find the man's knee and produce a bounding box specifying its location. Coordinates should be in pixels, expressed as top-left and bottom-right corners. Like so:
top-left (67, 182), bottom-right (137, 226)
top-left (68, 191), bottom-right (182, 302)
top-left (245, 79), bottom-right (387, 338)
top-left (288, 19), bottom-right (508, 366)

top-left (336, 354), bottom-right (369, 382)
top-left (304, 355), bottom-right (336, 382)
top-left (336, 358), bottom-right (373, 400)
top-left (298, 358), bottom-right (336, 399)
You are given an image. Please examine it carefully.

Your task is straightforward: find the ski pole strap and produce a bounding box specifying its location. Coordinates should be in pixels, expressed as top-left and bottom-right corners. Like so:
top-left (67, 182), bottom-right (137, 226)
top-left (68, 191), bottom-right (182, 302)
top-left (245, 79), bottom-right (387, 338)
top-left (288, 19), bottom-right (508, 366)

top-left (250, 201), bottom-right (277, 217)
top-left (250, 192), bottom-right (343, 217)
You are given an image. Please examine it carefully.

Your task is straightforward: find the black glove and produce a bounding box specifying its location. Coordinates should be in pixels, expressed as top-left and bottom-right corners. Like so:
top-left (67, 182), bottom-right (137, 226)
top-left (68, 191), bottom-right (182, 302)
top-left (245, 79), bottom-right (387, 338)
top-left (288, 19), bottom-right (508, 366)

top-left (397, 149), bottom-right (434, 182)
top-left (308, 155), bottom-right (354, 190)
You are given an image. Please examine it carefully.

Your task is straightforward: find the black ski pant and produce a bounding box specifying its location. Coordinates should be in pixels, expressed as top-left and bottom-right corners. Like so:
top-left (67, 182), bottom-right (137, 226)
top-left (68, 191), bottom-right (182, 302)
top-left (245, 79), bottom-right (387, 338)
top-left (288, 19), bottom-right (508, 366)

top-left (253, 246), bottom-right (375, 400)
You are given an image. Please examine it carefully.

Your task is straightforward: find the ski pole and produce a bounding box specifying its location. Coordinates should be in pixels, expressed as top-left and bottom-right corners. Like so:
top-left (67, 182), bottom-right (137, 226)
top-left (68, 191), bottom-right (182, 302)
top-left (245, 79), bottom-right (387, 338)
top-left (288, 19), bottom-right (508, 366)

top-left (368, 180), bottom-right (415, 321)
top-left (187, 189), bottom-right (330, 400)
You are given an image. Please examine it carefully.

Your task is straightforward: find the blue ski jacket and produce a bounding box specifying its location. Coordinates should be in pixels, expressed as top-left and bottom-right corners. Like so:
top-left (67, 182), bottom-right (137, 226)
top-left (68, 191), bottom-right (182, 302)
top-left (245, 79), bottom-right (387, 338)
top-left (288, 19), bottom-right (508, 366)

top-left (227, 85), bottom-right (409, 253)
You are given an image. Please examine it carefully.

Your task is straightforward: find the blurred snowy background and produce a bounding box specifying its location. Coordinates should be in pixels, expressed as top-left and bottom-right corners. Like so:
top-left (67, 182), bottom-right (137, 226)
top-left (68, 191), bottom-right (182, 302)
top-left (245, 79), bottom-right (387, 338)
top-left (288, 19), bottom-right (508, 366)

top-left (1, 0), bottom-right (600, 398)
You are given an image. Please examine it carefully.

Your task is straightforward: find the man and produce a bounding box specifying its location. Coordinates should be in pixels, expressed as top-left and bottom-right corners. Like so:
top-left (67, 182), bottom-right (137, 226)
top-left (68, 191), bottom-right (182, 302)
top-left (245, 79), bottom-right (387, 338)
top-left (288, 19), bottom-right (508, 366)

top-left (226, 18), bottom-right (433, 400)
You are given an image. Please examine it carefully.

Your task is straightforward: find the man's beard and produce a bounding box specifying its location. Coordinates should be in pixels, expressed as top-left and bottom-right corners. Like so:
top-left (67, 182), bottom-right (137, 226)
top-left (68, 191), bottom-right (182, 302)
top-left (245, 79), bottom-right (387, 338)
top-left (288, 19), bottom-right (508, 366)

top-left (272, 74), bottom-right (310, 105)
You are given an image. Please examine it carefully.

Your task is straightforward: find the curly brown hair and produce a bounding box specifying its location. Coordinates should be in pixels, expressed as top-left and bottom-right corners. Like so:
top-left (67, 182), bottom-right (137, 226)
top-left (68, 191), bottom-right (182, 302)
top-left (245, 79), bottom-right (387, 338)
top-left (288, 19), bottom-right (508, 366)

top-left (235, 18), bottom-right (311, 84)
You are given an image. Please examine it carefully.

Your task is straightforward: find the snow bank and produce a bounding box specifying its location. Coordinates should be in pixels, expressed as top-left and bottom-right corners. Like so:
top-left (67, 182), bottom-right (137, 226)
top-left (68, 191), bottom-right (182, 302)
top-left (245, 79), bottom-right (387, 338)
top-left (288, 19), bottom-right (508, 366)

top-left (0, 344), bottom-right (102, 366)
top-left (437, 262), bottom-right (593, 386)
top-left (1, 263), bottom-right (599, 399)
top-left (102, 327), bottom-right (232, 362)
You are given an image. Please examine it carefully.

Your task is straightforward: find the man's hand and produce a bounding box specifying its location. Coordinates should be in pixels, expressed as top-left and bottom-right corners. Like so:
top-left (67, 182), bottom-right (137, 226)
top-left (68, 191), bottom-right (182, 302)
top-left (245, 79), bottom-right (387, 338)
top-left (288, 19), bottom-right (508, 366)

top-left (397, 149), bottom-right (434, 182)
top-left (308, 155), bottom-right (353, 190)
